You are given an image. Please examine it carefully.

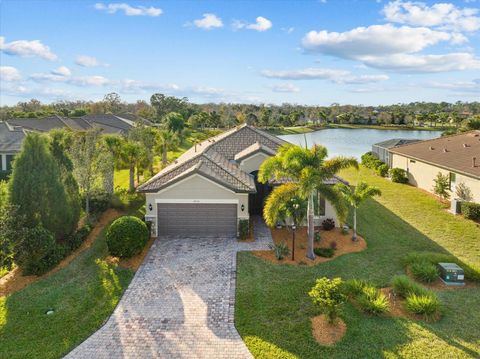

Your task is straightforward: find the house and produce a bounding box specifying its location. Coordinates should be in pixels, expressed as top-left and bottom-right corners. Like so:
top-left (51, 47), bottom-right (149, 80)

top-left (138, 124), bottom-right (346, 237)
top-left (390, 131), bottom-right (480, 203)
top-left (0, 122), bottom-right (26, 179)
top-left (372, 139), bottom-right (421, 167)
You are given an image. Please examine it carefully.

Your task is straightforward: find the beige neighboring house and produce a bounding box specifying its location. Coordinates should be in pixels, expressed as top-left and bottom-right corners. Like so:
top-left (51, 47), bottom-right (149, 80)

top-left (390, 130), bottom-right (480, 203)
top-left (138, 124), bottom-right (346, 237)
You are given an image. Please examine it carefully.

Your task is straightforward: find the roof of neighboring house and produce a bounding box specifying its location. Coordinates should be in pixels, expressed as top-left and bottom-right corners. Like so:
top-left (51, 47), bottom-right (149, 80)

top-left (7, 115), bottom-right (69, 132)
top-left (81, 114), bottom-right (134, 133)
top-left (390, 130), bottom-right (480, 179)
top-left (0, 121), bottom-right (26, 153)
top-left (138, 124), bottom-right (349, 193)
top-left (373, 138), bottom-right (421, 149)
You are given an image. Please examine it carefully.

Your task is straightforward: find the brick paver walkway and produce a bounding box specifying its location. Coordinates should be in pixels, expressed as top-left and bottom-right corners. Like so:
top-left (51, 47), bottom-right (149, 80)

top-left (66, 216), bottom-right (272, 359)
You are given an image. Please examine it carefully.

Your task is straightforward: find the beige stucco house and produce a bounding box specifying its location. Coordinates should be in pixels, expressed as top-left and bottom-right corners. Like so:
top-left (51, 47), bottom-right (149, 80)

top-left (138, 124), bottom-right (345, 237)
top-left (390, 130), bottom-right (480, 203)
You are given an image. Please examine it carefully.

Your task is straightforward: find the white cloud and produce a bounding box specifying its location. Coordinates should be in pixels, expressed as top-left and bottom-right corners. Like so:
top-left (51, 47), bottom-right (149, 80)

top-left (425, 79), bottom-right (480, 92)
top-left (282, 27), bottom-right (295, 34)
top-left (260, 67), bottom-right (389, 84)
top-left (233, 16), bottom-right (272, 31)
top-left (75, 55), bottom-right (108, 67)
top-left (193, 13), bottom-right (223, 29)
top-left (302, 24), bottom-right (465, 58)
top-left (119, 79), bottom-right (179, 93)
top-left (0, 66), bottom-right (21, 81)
top-left (94, 3), bottom-right (162, 16)
top-left (0, 36), bottom-right (57, 61)
top-left (271, 83), bottom-right (300, 93)
top-left (383, 0), bottom-right (480, 32)
top-left (30, 71), bottom-right (110, 87)
top-left (51, 66), bottom-right (71, 77)
top-left (361, 52), bottom-right (480, 73)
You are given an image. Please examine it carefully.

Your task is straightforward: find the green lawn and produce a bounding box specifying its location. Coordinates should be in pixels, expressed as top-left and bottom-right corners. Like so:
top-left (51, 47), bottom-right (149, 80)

top-left (0, 206), bottom-right (144, 359)
top-left (236, 166), bottom-right (480, 358)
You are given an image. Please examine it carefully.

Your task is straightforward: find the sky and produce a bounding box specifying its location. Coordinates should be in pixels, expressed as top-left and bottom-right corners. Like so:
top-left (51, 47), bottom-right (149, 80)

top-left (0, 0), bottom-right (479, 106)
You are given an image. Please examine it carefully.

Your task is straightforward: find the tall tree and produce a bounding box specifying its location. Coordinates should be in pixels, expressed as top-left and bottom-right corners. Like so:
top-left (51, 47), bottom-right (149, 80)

top-left (164, 112), bottom-right (185, 135)
top-left (150, 93), bottom-right (189, 120)
top-left (335, 182), bottom-right (381, 241)
top-left (9, 133), bottom-right (71, 239)
top-left (259, 144), bottom-right (358, 260)
top-left (119, 141), bottom-right (145, 192)
top-left (103, 92), bottom-right (123, 114)
top-left (156, 130), bottom-right (179, 166)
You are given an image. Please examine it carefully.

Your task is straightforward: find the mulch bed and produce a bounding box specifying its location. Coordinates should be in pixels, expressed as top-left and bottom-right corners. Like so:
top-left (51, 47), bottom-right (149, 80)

top-left (311, 315), bottom-right (347, 346)
top-left (253, 227), bottom-right (367, 265)
top-left (106, 236), bottom-right (156, 271)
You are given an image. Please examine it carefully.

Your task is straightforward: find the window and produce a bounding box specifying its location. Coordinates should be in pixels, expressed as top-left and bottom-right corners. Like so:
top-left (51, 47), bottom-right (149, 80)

top-left (314, 191), bottom-right (326, 216)
top-left (449, 172), bottom-right (456, 191)
top-left (409, 159), bottom-right (416, 163)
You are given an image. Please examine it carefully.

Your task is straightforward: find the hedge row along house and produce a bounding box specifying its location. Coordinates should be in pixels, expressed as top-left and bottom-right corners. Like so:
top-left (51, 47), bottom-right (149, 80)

top-left (390, 131), bottom-right (480, 203)
top-left (138, 124), bottom-right (347, 237)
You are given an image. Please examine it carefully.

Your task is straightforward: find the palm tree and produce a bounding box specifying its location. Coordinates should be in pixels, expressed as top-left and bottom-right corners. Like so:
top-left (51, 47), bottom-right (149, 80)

top-left (156, 130), bottom-right (179, 166)
top-left (119, 141), bottom-right (145, 192)
top-left (335, 182), bottom-right (381, 241)
top-left (101, 134), bottom-right (123, 193)
top-left (259, 144), bottom-right (358, 260)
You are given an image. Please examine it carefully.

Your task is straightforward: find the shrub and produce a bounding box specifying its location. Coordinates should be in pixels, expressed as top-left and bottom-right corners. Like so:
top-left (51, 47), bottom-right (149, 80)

top-left (314, 231), bottom-right (321, 242)
top-left (376, 163), bottom-right (389, 177)
top-left (432, 172), bottom-right (450, 200)
top-left (85, 189), bottom-right (111, 214)
top-left (314, 247), bottom-right (335, 258)
top-left (389, 168), bottom-right (409, 183)
top-left (392, 275), bottom-right (429, 298)
top-left (461, 202), bottom-right (480, 220)
top-left (455, 182), bottom-right (473, 202)
top-left (403, 252), bottom-right (480, 282)
top-left (410, 260), bottom-right (439, 283)
top-left (341, 226), bottom-right (349, 235)
top-left (357, 286), bottom-right (390, 315)
top-left (309, 277), bottom-right (346, 323)
top-left (322, 218), bottom-right (335, 231)
top-left (343, 279), bottom-right (369, 296)
top-left (361, 152), bottom-right (378, 169)
top-left (238, 219), bottom-right (249, 240)
top-left (269, 241), bottom-right (290, 260)
top-left (14, 226), bottom-right (59, 275)
top-left (67, 224), bottom-right (92, 251)
top-left (106, 216), bottom-right (149, 258)
top-left (405, 293), bottom-right (441, 320)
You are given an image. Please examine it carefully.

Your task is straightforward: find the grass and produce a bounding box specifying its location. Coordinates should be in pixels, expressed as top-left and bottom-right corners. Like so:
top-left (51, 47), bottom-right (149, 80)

top-left (236, 166), bottom-right (480, 358)
top-left (0, 205), bottom-right (144, 359)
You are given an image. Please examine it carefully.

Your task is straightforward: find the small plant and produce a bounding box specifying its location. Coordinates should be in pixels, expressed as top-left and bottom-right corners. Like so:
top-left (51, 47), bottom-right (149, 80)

top-left (343, 279), bottom-right (369, 296)
top-left (455, 182), bottom-right (473, 202)
top-left (405, 293), bottom-right (441, 320)
top-left (357, 286), bottom-right (390, 315)
top-left (410, 260), bottom-right (439, 283)
top-left (341, 225), bottom-right (349, 235)
top-left (314, 231), bottom-right (321, 242)
top-left (389, 168), bottom-right (408, 183)
top-left (322, 218), bottom-right (335, 231)
top-left (106, 216), bottom-right (149, 258)
top-left (314, 247), bottom-right (335, 258)
top-left (309, 277), bottom-right (346, 323)
top-left (376, 163), bottom-right (389, 177)
top-left (433, 172), bottom-right (450, 200)
top-left (238, 219), bottom-right (249, 240)
top-left (269, 241), bottom-right (290, 260)
top-left (461, 202), bottom-right (480, 220)
top-left (392, 275), bottom-right (429, 298)
top-left (330, 241), bottom-right (337, 250)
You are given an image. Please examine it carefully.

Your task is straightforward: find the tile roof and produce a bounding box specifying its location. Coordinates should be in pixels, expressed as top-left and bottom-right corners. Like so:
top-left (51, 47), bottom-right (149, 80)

top-left (81, 114), bottom-right (134, 133)
top-left (0, 122), bottom-right (26, 153)
top-left (373, 138), bottom-right (421, 149)
top-left (7, 115), bottom-right (68, 132)
top-left (234, 141), bottom-right (276, 162)
top-left (390, 130), bottom-right (480, 179)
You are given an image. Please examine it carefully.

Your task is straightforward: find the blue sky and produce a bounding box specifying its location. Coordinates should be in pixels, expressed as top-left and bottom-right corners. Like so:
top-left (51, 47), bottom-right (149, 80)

top-left (0, 0), bottom-right (479, 106)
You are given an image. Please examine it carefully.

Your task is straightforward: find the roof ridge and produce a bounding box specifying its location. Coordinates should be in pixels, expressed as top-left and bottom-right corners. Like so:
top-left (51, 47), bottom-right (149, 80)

top-left (391, 130), bottom-right (479, 150)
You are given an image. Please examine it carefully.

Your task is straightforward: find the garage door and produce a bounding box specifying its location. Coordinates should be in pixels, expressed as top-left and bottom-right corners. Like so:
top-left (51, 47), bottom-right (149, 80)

top-left (157, 203), bottom-right (237, 237)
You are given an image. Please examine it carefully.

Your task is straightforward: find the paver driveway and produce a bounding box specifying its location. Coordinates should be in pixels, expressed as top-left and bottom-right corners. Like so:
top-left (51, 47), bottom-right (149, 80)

top-left (66, 217), bottom-right (272, 359)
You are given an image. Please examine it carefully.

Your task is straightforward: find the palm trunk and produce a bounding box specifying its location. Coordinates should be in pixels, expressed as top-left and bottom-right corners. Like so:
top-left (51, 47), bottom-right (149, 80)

top-left (306, 191), bottom-right (315, 260)
top-left (352, 208), bottom-right (357, 241)
top-left (162, 143), bottom-right (168, 165)
top-left (129, 164), bottom-right (135, 193)
top-left (103, 164), bottom-right (114, 194)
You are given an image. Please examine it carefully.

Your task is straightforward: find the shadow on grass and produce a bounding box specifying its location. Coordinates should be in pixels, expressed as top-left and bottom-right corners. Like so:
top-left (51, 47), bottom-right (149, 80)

top-left (236, 198), bottom-right (480, 358)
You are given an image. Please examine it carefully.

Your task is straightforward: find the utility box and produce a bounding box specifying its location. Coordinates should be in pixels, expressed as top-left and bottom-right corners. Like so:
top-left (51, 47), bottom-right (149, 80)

top-left (450, 199), bottom-right (462, 215)
top-left (438, 262), bottom-right (465, 285)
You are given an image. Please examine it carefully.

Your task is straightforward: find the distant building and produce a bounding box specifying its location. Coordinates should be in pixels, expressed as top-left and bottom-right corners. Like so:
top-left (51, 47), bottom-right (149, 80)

top-left (390, 131), bottom-right (480, 203)
top-left (372, 139), bottom-right (421, 167)
top-left (0, 122), bottom-right (26, 179)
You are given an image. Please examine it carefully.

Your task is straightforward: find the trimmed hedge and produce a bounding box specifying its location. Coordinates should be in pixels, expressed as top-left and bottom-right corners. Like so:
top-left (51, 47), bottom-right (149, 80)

top-left (106, 216), bottom-right (149, 258)
top-left (461, 202), bottom-right (480, 220)
top-left (389, 168), bottom-right (409, 183)
top-left (238, 219), bottom-right (249, 240)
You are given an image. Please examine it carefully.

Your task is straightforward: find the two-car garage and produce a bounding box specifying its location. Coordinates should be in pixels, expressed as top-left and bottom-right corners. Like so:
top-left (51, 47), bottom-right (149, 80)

top-left (157, 202), bottom-right (238, 237)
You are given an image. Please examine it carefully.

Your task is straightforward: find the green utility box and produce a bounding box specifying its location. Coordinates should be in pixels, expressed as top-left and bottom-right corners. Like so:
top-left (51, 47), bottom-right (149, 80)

top-left (438, 262), bottom-right (465, 285)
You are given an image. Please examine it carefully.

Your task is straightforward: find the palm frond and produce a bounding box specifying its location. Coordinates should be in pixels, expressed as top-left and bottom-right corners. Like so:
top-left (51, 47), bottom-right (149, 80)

top-left (263, 183), bottom-right (301, 227)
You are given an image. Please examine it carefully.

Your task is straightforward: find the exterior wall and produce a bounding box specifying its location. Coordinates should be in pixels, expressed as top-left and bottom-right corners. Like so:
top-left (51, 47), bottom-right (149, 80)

top-left (391, 153), bottom-right (480, 203)
top-left (144, 174), bottom-right (249, 237)
top-left (239, 152), bottom-right (270, 174)
top-left (283, 200), bottom-right (340, 227)
top-left (372, 146), bottom-right (392, 167)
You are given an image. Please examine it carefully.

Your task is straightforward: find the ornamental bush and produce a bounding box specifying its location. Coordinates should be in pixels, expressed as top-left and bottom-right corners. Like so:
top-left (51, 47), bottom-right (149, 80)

top-left (106, 216), bottom-right (149, 258)
top-left (357, 286), bottom-right (390, 315)
top-left (238, 219), bottom-right (249, 240)
top-left (410, 260), bottom-right (439, 283)
top-left (322, 218), bottom-right (335, 231)
top-left (376, 163), bottom-right (389, 177)
top-left (314, 247), bottom-right (335, 258)
top-left (392, 275), bottom-right (429, 298)
top-left (405, 293), bottom-right (441, 320)
top-left (461, 202), bottom-right (480, 220)
top-left (309, 277), bottom-right (346, 323)
top-left (389, 168), bottom-right (409, 183)
top-left (269, 241), bottom-right (290, 260)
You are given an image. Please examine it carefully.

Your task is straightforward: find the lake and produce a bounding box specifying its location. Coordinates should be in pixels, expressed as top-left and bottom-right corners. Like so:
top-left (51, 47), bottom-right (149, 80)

top-left (278, 128), bottom-right (442, 159)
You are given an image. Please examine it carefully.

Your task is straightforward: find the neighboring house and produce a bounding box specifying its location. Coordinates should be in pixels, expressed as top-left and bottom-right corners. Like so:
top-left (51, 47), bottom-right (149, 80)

top-left (0, 122), bottom-right (26, 179)
top-left (138, 124), bottom-right (346, 237)
top-left (390, 131), bottom-right (480, 203)
top-left (372, 139), bottom-right (421, 167)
